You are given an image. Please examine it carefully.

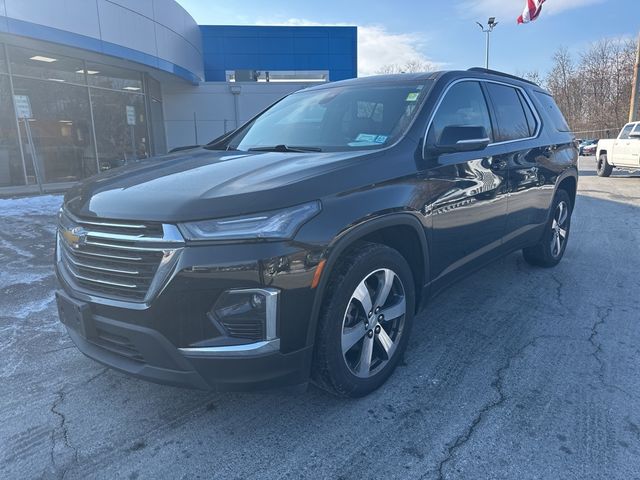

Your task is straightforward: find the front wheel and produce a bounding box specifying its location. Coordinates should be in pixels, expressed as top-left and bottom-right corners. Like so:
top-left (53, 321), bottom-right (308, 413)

top-left (312, 243), bottom-right (415, 398)
top-left (523, 189), bottom-right (573, 268)
top-left (597, 153), bottom-right (613, 177)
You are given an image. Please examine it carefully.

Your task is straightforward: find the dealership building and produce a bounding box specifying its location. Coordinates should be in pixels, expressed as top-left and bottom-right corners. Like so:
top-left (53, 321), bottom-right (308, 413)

top-left (0, 0), bottom-right (357, 195)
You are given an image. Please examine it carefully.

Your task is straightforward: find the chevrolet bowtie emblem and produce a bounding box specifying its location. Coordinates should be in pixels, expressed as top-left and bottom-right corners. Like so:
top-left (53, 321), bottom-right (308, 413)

top-left (61, 226), bottom-right (86, 249)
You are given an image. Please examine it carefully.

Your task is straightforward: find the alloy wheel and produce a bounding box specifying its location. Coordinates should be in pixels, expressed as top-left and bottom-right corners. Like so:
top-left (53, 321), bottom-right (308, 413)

top-left (550, 200), bottom-right (569, 258)
top-left (341, 268), bottom-right (406, 378)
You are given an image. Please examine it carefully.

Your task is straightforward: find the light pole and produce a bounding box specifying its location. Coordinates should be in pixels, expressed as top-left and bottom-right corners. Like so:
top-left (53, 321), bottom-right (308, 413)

top-left (476, 17), bottom-right (498, 69)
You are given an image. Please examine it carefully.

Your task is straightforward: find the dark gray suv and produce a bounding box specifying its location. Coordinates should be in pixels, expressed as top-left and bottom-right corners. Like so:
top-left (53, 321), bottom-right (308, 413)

top-left (55, 68), bottom-right (578, 397)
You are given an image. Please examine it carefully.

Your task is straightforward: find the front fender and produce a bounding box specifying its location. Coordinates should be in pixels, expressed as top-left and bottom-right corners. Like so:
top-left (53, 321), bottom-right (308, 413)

top-left (304, 212), bottom-right (429, 348)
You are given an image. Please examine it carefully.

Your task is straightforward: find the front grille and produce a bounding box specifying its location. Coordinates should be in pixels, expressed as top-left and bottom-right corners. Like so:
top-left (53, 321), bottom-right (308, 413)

top-left (57, 210), bottom-right (183, 302)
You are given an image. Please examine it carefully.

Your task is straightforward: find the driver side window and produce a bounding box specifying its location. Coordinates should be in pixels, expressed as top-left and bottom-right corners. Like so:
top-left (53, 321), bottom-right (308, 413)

top-left (427, 81), bottom-right (493, 146)
top-left (619, 124), bottom-right (634, 140)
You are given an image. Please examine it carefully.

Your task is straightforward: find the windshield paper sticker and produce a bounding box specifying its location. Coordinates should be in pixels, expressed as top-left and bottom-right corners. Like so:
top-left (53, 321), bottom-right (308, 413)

top-left (406, 92), bottom-right (420, 102)
top-left (355, 133), bottom-right (377, 143)
top-left (350, 134), bottom-right (388, 147)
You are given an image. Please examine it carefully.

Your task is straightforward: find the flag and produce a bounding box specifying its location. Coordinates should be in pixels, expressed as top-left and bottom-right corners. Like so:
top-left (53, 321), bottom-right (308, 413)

top-left (517, 0), bottom-right (546, 24)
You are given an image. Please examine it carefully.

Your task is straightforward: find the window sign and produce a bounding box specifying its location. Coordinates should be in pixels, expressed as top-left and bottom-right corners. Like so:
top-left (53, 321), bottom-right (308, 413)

top-left (14, 95), bottom-right (33, 119)
top-left (126, 105), bottom-right (136, 126)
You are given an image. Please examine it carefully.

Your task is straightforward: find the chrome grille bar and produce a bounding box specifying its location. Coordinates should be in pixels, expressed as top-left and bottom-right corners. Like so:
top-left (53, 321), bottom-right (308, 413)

top-left (57, 209), bottom-right (184, 303)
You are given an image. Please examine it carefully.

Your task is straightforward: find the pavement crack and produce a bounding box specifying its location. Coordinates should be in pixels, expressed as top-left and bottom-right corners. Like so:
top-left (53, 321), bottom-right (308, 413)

top-left (434, 335), bottom-right (567, 480)
top-left (49, 389), bottom-right (79, 479)
top-left (84, 368), bottom-right (109, 385)
top-left (587, 304), bottom-right (638, 400)
top-left (550, 273), bottom-right (565, 308)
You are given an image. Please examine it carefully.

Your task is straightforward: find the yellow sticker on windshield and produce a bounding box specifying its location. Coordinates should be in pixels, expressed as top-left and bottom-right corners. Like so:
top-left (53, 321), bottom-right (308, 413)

top-left (406, 92), bottom-right (420, 102)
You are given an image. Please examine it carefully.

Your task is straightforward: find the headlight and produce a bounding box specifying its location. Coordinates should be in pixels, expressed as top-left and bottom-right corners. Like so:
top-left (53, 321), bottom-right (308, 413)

top-left (178, 201), bottom-right (321, 241)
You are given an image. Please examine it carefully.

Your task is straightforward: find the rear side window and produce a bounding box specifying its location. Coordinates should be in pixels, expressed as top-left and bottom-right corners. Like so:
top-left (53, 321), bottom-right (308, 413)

top-left (519, 91), bottom-right (538, 137)
top-left (427, 81), bottom-right (493, 145)
top-left (534, 92), bottom-right (571, 132)
top-left (485, 83), bottom-right (534, 142)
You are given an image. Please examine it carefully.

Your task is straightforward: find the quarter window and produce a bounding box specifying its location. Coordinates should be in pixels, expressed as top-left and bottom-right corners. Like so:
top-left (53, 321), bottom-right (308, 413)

top-left (486, 83), bottom-right (532, 142)
top-left (427, 81), bottom-right (493, 145)
top-left (534, 92), bottom-right (570, 132)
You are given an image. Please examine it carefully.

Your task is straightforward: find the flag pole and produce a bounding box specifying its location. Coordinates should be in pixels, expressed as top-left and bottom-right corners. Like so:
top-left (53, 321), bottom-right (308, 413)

top-left (485, 29), bottom-right (490, 69)
top-left (629, 32), bottom-right (640, 123)
top-left (477, 18), bottom-right (498, 69)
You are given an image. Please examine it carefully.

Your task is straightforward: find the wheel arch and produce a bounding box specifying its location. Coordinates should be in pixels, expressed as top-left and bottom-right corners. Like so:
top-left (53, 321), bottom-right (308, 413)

top-left (557, 174), bottom-right (577, 209)
top-left (305, 213), bottom-right (429, 347)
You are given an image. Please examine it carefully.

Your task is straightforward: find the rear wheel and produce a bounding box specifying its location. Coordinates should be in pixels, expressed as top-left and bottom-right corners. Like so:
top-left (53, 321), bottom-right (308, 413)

top-left (523, 189), bottom-right (572, 268)
top-left (312, 243), bottom-right (415, 398)
top-left (597, 153), bottom-right (613, 177)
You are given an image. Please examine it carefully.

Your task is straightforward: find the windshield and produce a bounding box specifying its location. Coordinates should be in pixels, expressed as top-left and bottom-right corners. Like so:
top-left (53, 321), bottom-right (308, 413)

top-left (215, 80), bottom-right (433, 152)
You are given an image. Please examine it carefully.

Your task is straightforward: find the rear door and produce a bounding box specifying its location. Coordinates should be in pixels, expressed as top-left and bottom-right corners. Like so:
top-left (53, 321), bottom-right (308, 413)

top-left (423, 80), bottom-right (509, 284)
top-left (484, 82), bottom-right (550, 246)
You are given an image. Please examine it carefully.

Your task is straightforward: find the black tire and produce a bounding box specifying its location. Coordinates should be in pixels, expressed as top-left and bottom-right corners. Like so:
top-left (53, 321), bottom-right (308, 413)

top-left (597, 153), bottom-right (613, 177)
top-left (523, 189), bottom-right (573, 268)
top-left (311, 242), bottom-right (415, 398)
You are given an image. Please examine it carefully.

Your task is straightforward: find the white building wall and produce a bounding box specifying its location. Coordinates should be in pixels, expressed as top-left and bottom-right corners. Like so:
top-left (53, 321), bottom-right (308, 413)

top-left (3, 0), bottom-right (204, 81)
top-left (162, 82), bottom-right (321, 151)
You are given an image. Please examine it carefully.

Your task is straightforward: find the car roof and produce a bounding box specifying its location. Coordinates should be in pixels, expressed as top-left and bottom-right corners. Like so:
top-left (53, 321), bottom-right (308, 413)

top-left (302, 68), bottom-right (543, 93)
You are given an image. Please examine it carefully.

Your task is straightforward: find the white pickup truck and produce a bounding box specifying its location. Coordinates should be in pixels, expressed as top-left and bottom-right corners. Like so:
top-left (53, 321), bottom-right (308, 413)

top-left (595, 121), bottom-right (640, 176)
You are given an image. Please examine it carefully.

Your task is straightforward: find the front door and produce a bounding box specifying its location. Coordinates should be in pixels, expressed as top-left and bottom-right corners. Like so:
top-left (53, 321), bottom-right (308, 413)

top-left (423, 80), bottom-right (509, 284)
top-left (613, 124), bottom-right (637, 167)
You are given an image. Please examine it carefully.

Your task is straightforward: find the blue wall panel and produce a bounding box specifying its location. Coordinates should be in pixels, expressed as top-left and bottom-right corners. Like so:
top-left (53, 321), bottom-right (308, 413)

top-left (200, 25), bottom-right (357, 82)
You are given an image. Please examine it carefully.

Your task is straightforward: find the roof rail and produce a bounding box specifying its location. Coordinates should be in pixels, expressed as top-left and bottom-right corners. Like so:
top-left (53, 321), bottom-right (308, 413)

top-left (467, 67), bottom-right (539, 87)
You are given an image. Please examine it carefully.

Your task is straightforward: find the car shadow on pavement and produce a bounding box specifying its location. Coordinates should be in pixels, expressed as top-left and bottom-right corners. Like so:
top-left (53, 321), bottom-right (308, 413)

top-left (2, 192), bottom-right (640, 480)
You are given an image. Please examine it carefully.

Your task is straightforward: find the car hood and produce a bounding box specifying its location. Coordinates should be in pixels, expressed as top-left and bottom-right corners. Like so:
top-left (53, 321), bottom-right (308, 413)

top-left (64, 147), bottom-right (379, 222)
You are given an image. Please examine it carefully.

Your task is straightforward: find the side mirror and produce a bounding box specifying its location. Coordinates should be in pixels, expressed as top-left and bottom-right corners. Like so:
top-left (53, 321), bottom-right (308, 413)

top-left (428, 125), bottom-right (491, 154)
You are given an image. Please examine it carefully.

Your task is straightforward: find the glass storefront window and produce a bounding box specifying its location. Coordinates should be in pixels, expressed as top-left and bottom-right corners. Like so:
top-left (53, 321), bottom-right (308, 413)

top-left (0, 43), bottom-right (165, 193)
top-left (0, 45), bottom-right (7, 73)
top-left (8, 45), bottom-right (86, 84)
top-left (90, 89), bottom-right (149, 170)
top-left (0, 76), bottom-right (26, 187)
top-left (147, 76), bottom-right (167, 155)
top-left (12, 76), bottom-right (97, 184)
top-left (86, 62), bottom-right (143, 92)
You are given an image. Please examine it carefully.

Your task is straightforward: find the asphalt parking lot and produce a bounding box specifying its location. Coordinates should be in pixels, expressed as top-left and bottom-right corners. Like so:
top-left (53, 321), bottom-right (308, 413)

top-left (1, 156), bottom-right (639, 480)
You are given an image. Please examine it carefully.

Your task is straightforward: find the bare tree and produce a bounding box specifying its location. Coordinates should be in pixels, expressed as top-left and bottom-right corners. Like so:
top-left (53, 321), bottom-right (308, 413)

top-left (545, 39), bottom-right (636, 137)
top-left (377, 60), bottom-right (435, 75)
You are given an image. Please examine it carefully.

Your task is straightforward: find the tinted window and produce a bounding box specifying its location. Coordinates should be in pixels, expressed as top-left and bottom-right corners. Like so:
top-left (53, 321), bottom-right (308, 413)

top-left (486, 83), bottom-right (531, 142)
top-left (519, 91), bottom-right (538, 137)
top-left (427, 81), bottom-right (492, 145)
top-left (534, 92), bottom-right (571, 132)
top-left (619, 124), bottom-right (634, 139)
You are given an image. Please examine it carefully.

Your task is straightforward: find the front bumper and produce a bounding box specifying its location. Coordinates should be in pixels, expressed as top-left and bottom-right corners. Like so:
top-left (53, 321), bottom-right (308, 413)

top-left (55, 237), bottom-right (323, 391)
top-left (56, 288), bottom-right (313, 391)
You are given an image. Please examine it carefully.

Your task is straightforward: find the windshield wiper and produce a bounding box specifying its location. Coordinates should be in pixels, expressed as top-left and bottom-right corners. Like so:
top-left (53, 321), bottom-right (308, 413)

top-left (248, 145), bottom-right (323, 153)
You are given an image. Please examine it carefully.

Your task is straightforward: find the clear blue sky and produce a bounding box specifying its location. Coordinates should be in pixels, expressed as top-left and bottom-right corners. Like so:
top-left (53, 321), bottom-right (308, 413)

top-left (177, 0), bottom-right (639, 76)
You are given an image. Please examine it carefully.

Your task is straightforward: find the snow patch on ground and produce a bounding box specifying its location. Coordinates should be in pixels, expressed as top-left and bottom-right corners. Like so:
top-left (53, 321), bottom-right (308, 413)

top-left (0, 195), bottom-right (63, 217)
